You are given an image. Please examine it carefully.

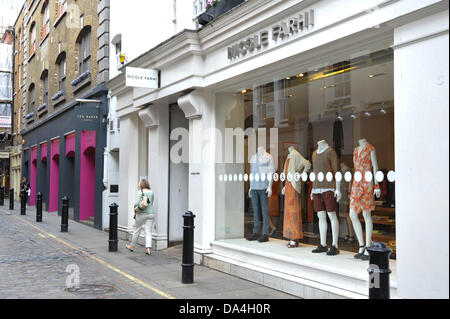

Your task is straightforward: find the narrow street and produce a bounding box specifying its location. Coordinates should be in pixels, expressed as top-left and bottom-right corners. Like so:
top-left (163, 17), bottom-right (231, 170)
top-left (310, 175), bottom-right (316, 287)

top-left (0, 200), bottom-right (296, 299)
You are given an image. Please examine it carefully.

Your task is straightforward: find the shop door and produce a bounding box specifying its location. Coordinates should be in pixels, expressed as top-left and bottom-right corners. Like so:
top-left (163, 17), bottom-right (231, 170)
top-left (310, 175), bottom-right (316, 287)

top-left (168, 104), bottom-right (189, 244)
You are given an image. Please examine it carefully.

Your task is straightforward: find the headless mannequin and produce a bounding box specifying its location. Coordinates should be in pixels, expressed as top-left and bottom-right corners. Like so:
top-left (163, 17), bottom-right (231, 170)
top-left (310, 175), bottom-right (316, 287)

top-left (311, 140), bottom-right (342, 250)
top-left (282, 146), bottom-right (311, 247)
top-left (249, 146), bottom-right (274, 198)
top-left (349, 138), bottom-right (381, 258)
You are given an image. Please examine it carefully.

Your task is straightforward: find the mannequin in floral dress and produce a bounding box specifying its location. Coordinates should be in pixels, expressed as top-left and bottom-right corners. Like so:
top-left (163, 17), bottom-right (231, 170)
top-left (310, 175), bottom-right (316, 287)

top-left (349, 138), bottom-right (382, 260)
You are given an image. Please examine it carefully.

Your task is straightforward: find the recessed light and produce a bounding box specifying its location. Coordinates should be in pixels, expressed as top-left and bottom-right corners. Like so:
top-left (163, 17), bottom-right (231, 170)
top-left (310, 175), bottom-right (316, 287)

top-left (241, 89), bottom-right (247, 94)
top-left (365, 112), bottom-right (372, 117)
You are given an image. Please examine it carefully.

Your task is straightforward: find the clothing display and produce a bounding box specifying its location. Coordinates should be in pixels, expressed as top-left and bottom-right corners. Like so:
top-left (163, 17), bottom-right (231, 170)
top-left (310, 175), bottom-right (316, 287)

top-left (313, 191), bottom-right (337, 213)
top-left (283, 159), bottom-right (303, 240)
top-left (339, 166), bottom-right (352, 218)
top-left (249, 152), bottom-right (275, 190)
top-left (333, 119), bottom-right (344, 159)
top-left (306, 181), bottom-right (314, 223)
top-left (250, 189), bottom-right (270, 236)
top-left (283, 149), bottom-right (311, 194)
top-left (311, 147), bottom-right (339, 190)
top-left (350, 143), bottom-right (376, 213)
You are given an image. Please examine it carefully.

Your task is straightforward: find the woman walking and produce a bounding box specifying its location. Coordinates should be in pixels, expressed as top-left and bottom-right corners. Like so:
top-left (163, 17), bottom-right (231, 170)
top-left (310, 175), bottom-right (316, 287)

top-left (126, 179), bottom-right (155, 255)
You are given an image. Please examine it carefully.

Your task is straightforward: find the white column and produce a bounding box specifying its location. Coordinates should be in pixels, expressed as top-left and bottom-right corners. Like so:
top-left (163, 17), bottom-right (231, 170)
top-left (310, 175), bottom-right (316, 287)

top-left (118, 114), bottom-right (140, 234)
top-left (394, 11), bottom-right (449, 299)
top-left (178, 89), bottom-right (217, 263)
top-left (145, 105), bottom-right (170, 250)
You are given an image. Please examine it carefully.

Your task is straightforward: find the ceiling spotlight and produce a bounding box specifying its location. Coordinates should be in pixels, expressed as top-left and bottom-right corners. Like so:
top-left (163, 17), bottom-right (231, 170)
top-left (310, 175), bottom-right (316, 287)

top-left (380, 108), bottom-right (387, 114)
top-left (241, 89), bottom-right (247, 94)
top-left (296, 73), bottom-right (305, 78)
top-left (365, 112), bottom-right (372, 117)
top-left (286, 77), bottom-right (291, 80)
top-left (350, 114), bottom-right (357, 119)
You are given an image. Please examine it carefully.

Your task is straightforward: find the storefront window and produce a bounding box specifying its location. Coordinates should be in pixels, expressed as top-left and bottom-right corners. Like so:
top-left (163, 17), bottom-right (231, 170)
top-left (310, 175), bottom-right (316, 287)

top-left (215, 47), bottom-right (396, 258)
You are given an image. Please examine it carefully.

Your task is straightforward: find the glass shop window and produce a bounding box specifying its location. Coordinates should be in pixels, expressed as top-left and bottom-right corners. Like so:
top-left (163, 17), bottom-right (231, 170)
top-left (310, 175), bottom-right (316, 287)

top-left (215, 47), bottom-right (396, 259)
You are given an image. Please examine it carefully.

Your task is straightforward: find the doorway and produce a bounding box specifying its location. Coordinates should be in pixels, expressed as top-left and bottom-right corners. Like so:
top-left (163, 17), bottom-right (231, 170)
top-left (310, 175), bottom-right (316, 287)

top-left (168, 104), bottom-right (189, 244)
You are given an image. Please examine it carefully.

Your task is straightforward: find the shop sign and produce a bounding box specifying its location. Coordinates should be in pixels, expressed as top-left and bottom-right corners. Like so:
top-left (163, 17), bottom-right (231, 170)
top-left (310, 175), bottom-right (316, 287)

top-left (126, 67), bottom-right (159, 89)
top-left (77, 114), bottom-right (99, 122)
top-left (0, 152), bottom-right (9, 159)
top-left (227, 9), bottom-right (314, 61)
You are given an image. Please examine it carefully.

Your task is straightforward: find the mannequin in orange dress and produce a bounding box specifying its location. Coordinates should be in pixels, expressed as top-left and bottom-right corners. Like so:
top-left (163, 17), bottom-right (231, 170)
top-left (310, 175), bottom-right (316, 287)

top-left (349, 138), bottom-right (382, 260)
top-left (281, 147), bottom-right (311, 248)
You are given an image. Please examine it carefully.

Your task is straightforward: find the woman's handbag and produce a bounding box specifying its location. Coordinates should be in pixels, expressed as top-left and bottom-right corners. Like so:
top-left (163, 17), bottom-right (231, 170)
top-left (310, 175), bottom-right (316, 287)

top-left (135, 190), bottom-right (149, 214)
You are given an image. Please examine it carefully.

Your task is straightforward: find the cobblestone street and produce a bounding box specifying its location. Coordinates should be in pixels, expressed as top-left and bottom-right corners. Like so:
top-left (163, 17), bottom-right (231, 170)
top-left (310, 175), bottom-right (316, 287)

top-left (0, 209), bottom-right (164, 299)
top-left (0, 202), bottom-right (296, 299)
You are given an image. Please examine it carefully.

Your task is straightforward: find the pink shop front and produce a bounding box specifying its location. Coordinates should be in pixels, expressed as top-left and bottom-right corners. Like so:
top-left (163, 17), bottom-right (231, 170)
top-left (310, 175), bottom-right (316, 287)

top-left (21, 87), bottom-right (108, 229)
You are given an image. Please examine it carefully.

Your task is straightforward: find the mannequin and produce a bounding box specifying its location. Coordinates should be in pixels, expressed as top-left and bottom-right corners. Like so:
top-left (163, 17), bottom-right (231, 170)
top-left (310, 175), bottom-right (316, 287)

top-left (281, 146), bottom-right (311, 248)
top-left (247, 146), bottom-right (275, 243)
top-left (349, 138), bottom-right (382, 260)
top-left (311, 140), bottom-right (342, 256)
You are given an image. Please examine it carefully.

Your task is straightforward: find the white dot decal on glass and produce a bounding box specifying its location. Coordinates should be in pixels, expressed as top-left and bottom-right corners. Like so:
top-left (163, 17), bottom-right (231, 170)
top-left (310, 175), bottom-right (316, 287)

top-left (326, 172), bottom-right (333, 182)
top-left (219, 175), bottom-right (223, 182)
top-left (318, 172), bottom-right (324, 182)
top-left (294, 173), bottom-right (300, 182)
top-left (234, 174), bottom-right (238, 182)
top-left (302, 172), bottom-right (308, 182)
top-left (387, 171), bottom-right (396, 182)
top-left (354, 171), bottom-right (362, 182)
top-left (229, 174), bottom-right (233, 182)
top-left (239, 174), bottom-right (243, 182)
top-left (244, 174), bottom-right (249, 182)
top-left (376, 171), bottom-right (384, 183)
top-left (309, 172), bottom-right (316, 182)
top-left (365, 172), bottom-right (373, 182)
top-left (249, 173), bottom-right (254, 182)
top-left (287, 173), bottom-right (293, 182)
top-left (261, 173), bottom-right (266, 182)
top-left (255, 173), bottom-right (260, 182)
top-left (335, 172), bottom-right (343, 182)
top-left (280, 173), bottom-right (286, 182)
top-left (224, 174), bottom-right (228, 182)
top-left (273, 173), bottom-right (279, 182)
top-left (267, 173), bottom-right (273, 182)
top-left (345, 171), bottom-right (352, 182)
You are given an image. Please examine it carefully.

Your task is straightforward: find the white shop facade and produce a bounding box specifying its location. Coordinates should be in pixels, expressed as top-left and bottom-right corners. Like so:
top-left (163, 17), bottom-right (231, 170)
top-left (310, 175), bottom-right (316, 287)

top-left (108, 0), bottom-right (449, 299)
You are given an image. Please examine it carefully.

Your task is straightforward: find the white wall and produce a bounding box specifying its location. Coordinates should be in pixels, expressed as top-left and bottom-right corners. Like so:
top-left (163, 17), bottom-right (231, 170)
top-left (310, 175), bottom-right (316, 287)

top-left (394, 10), bottom-right (449, 299)
top-left (109, 0), bottom-right (197, 79)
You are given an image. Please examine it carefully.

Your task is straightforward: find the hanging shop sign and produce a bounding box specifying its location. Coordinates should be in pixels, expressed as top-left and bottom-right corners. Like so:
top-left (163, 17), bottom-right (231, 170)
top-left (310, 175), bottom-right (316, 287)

top-left (126, 67), bottom-right (159, 89)
top-left (227, 9), bottom-right (315, 61)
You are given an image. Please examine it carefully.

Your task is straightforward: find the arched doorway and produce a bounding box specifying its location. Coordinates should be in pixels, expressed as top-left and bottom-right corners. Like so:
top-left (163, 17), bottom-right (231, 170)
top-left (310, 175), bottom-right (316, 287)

top-left (80, 131), bottom-right (96, 221)
top-left (49, 139), bottom-right (60, 212)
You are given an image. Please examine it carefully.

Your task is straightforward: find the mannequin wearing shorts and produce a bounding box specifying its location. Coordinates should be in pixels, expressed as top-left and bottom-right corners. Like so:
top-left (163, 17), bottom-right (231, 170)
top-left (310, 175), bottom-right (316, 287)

top-left (349, 138), bottom-right (381, 260)
top-left (310, 140), bottom-right (341, 256)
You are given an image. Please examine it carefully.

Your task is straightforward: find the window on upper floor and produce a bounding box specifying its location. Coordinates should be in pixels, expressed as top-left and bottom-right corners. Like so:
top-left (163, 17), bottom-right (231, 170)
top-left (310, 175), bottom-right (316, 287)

top-left (30, 23), bottom-right (36, 56)
top-left (42, 1), bottom-right (50, 39)
top-left (78, 28), bottom-right (91, 75)
top-left (41, 70), bottom-right (48, 105)
top-left (193, 0), bottom-right (207, 17)
top-left (28, 83), bottom-right (35, 113)
top-left (57, 54), bottom-right (66, 93)
top-left (57, 0), bottom-right (67, 19)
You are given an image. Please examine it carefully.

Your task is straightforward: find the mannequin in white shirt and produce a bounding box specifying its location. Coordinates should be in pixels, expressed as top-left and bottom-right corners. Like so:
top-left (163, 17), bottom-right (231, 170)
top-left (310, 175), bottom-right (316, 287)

top-left (249, 147), bottom-right (274, 198)
top-left (350, 138), bottom-right (382, 260)
top-left (311, 140), bottom-right (341, 255)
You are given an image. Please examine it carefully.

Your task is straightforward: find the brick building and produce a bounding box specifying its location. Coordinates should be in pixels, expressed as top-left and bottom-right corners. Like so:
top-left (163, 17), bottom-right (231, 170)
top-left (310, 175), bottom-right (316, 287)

top-left (14, 0), bottom-right (110, 229)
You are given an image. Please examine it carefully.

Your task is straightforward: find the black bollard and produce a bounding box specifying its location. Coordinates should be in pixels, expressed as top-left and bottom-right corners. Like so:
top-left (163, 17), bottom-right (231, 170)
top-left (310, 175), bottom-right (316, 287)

top-left (367, 242), bottom-right (392, 299)
top-left (20, 189), bottom-right (26, 215)
top-left (36, 193), bottom-right (43, 222)
top-left (9, 188), bottom-right (14, 210)
top-left (0, 187), bottom-right (4, 206)
top-left (182, 211), bottom-right (196, 284)
top-left (108, 203), bottom-right (119, 252)
top-left (61, 197), bottom-right (69, 232)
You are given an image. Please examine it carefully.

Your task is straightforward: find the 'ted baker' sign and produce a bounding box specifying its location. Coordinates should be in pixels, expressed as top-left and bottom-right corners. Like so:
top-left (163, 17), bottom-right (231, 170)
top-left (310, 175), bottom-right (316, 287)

top-left (227, 9), bottom-right (314, 61)
top-left (126, 67), bottom-right (159, 89)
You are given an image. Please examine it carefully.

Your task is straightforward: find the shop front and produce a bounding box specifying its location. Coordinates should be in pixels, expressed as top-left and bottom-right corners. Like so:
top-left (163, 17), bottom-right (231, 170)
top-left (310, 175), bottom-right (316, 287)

top-left (109, 0), bottom-right (448, 299)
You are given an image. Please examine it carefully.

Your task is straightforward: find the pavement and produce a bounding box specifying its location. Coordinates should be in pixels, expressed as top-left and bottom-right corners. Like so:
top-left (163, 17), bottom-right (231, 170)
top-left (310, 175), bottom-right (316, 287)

top-left (0, 199), bottom-right (297, 299)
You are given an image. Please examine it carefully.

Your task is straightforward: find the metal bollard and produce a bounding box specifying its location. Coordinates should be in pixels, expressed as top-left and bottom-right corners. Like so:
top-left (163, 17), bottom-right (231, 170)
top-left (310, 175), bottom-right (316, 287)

top-left (9, 188), bottom-right (14, 210)
top-left (367, 242), bottom-right (392, 299)
top-left (36, 193), bottom-right (43, 222)
top-left (61, 196), bottom-right (69, 232)
top-left (182, 211), bottom-right (196, 284)
top-left (108, 203), bottom-right (119, 252)
top-left (20, 189), bottom-right (26, 215)
top-left (0, 187), bottom-right (4, 206)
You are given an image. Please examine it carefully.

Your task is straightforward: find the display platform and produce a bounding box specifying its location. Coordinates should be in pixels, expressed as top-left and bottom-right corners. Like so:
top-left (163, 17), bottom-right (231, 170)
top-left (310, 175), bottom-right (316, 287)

top-left (205, 238), bottom-right (397, 299)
